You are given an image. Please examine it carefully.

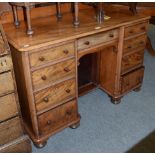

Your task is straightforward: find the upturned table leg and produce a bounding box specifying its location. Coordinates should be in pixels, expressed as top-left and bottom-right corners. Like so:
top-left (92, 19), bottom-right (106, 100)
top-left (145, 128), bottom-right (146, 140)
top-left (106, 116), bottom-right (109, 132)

top-left (25, 5), bottom-right (34, 35)
top-left (12, 5), bottom-right (20, 27)
top-left (96, 2), bottom-right (104, 23)
top-left (56, 2), bottom-right (62, 20)
top-left (73, 2), bottom-right (80, 27)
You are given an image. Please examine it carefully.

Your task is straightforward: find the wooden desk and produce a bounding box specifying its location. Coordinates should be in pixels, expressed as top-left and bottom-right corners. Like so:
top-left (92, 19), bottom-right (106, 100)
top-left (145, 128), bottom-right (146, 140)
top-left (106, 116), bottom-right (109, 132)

top-left (3, 8), bottom-right (150, 147)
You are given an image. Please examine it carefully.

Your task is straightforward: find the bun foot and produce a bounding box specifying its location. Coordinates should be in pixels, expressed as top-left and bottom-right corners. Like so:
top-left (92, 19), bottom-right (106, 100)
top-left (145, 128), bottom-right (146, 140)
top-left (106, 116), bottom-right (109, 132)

top-left (110, 97), bottom-right (121, 104)
top-left (34, 141), bottom-right (47, 148)
top-left (133, 87), bottom-right (141, 92)
top-left (70, 121), bottom-right (80, 129)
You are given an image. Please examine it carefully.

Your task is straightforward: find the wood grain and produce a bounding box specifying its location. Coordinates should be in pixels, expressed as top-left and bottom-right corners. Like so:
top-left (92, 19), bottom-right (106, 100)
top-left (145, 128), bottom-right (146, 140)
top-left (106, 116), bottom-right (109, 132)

top-left (0, 93), bottom-right (18, 122)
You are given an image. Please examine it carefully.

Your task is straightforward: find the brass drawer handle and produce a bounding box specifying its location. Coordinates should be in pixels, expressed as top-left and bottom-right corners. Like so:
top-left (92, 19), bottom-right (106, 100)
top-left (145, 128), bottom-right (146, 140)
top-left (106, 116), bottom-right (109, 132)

top-left (47, 120), bottom-right (52, 125)
top-left (109, 33), bottom-right (114, 38)
top-left (41, 75), bottom-right (47, 80)
top-left (64, 67), bottom-right (70, 72)
top-left (141, 26), bottom-right (146, 30)
top-left (63, 49), bottom-right (69, 54)
top-left (66, 89), bottom-right (71, 93)
top-left (43, 97), bottom-right (49, 103)
top-left (84, 41), bottom-right (90, 45)
top-left (127, 45), bottom-right (132, 49)
top-left (39, 56), bottom-right (45, 62)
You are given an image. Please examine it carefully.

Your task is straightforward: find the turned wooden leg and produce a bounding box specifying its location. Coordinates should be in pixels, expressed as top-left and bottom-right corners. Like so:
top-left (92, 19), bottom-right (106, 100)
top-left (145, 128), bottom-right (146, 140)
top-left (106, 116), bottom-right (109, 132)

top-left (96, 2), bottom-right (104, 24)
top-left (146, 36), bottom-right (155, 57)
top-left (12, 5), bottom-right (20, 27)
top-left (110, 96), bottom-right (122, 104)
top-left (70, 121), bottom-right (80, 129)
top-left (73, 2), bottom-right (80, 27)
top-left (56, 2), bottom-right (62, 20)
top-left (33, 141), bottom-right (47, 148)
top-left (25, 5), bottom-right (34, 35)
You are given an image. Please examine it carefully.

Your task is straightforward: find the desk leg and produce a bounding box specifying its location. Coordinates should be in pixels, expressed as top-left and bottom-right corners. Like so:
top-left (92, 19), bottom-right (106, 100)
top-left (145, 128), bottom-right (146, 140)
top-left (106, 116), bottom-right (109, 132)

top-left (110, 96), bottom-right (121, 104)
top-left (73, 2), bottom-right (80, 27)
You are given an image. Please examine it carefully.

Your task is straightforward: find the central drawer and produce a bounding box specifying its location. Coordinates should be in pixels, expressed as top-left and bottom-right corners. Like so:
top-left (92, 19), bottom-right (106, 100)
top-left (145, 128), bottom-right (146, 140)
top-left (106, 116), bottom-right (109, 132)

top-left (0, 71), bottom-right (14, 96)
top-left (32, 58), bottom-right (76, 90)
top-left (77, 29), bottom-right (118, 51)
top-left (38, 99), bottom-right (78, 136)
top-left (29, 42), bottom-right (75, 68)
top-left (34, 78), bottom-right (76, 113)
top-left (0, 93), bottom-right (18, 122)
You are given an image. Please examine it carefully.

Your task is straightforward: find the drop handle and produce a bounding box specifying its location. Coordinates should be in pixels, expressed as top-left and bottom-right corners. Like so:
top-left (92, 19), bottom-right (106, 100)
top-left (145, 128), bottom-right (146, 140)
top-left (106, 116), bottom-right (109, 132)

top-left (84, 41), bottom-right (90, 45)
top-left (43, 97), bottom-right (49, 103)
top-left (63, 49), bottom-right (69, 54)
top-left (64, 67), bottom-right (70, 72)
top-left (109, 33), bottom-right (114, 38)
top-left (65, 89), bottom-right (71, 93)
top-left (46, 120), bottom-right (52, 125)
top-left (41, 75), bottom-right (47, 80)
top-left (39, 56), bottom-right (45, 62)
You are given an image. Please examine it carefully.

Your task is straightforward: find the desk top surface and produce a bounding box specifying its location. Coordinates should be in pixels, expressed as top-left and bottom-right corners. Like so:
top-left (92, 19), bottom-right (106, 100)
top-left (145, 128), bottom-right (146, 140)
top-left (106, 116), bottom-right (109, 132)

top-left (3, 8), bottom-right (150, 52)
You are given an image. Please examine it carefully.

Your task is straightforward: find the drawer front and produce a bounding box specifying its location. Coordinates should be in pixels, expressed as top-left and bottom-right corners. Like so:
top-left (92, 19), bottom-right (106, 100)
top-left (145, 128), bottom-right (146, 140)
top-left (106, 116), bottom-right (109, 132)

top-left (29, 42), bottom-right (75, 68)
top-left (35, 78), bottom-right (76, 113)
top-left (0, 35), bottom-right (8, 56)
top-left (123, 35), bottom-right (146, 54)
top-left (77, 29), bottom-right (118, 51)
top-left (121, 67), bottom-right (144, 94)
top-left (32, 59), bottom-right (75, 90)
top-left (121, 50), bottom-right (144, 74)
top-left (0, 72), bottom-right (14, 96)
top-left (0, 56), bottom-right (12, 73)
top-left (0, 117), bottom-right (23, 145)
top-left (124, 22), bottom-right (148, 38)
top-left (0, 136), bottom-right (32, 153)
top-left (0, 93), bottom-right (18, 122)
top-left (38, 99), bottom-right (78, 135)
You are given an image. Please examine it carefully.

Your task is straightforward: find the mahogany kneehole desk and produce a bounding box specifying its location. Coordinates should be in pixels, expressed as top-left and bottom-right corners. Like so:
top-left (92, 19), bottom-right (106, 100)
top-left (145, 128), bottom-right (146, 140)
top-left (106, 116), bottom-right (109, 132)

top-left (3, 9), bottom-right (150, 147)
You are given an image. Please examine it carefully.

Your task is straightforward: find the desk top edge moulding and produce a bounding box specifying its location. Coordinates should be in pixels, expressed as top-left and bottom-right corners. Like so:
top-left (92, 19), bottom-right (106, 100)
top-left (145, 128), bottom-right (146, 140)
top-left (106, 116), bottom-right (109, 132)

top-left (1, 2), bottom-right (151, 148)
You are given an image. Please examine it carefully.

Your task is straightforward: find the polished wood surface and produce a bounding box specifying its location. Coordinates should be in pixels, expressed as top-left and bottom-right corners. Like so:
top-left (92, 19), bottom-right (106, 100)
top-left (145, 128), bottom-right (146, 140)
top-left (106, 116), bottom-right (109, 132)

top-left (4, 7), bottom-right (150, 147)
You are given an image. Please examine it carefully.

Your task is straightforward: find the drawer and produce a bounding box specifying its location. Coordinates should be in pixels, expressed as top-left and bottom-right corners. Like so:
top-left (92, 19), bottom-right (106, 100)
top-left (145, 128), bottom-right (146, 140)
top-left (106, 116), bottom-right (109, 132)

top-left (0, 56), bottom-right (12, 73)
top-left (123, 35), bottom-right (147, 54)
top-left (32, 58), bottom-right (75, 90)
top-left (0, 136), bottom-right (32, 153)
top-left (38, 99), bottom-right (78, 135)
top-left (77, 29), bottom-right (118, 51)
top-left (34, 78), bottom-right (76, 113)
top-left (0, 117), bottom-right (23, 145)
top-left (0, 71), bottom-right (14, 96)
top-left (121, 50), bottom-right (144, 74)
top-left (120, 67), bottom-right (144, 94)
top-left (0, 35), bottom-right (8, 56)
top-left (0, 93), bottom-right (18, 122)
top-left (124, 22), bottom-right (148, 38)
top-left (29, 42), bottom-right (75, 68)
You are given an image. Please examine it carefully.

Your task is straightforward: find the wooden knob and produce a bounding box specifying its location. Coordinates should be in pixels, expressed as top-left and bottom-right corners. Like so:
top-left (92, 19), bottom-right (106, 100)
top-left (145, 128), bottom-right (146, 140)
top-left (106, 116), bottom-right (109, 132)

top-left (66, 110), bottom-right (72, 115)
top-left (127, 45), bottom-right (132, 49)
top-left (41, 75), bottom-right (47, 80)
top-left (43, 97), bottom-right (49, 103)
top-left (47, 120), bottom-right (52, 125)
top-left (64, 67), bottom-right (70, 72)
top-left (140, 41), bottom-right (144, 45)
top-left (109, 33), bottom-right (114, 38)
top-left (63, 49), bottom-right (69, 54)
top-left (84, 41), bottom-right (90, 45)
top-left (66, 89), bottom-right (71, 93)
top-left (141, 26), bottom-right (146, 30)
top-left (39, 56), bottom-right (45, 61)
top-left (129, 30), bottom-right (133, 34)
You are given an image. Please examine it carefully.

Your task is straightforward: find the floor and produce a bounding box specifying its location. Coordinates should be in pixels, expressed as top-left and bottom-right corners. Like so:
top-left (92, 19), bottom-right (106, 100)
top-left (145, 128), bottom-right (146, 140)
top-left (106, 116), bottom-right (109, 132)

top-left (32, 24), bottom-right (155, 153)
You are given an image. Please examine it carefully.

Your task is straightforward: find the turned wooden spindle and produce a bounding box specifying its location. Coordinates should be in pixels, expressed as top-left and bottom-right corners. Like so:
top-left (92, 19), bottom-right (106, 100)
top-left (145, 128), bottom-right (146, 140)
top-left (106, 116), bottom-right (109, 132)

top-left (56, 2), bottom-right (62, 20)
top-left (12, 5), bottom-right (20, 27)
top-left (96, 2), bottom-right (104, 24)
top-left (73, 2), bottom-right (80, 27)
